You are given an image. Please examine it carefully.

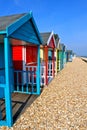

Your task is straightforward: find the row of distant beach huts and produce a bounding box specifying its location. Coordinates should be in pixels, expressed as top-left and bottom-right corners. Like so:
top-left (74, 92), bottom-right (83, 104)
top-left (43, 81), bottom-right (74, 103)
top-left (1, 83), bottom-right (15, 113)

top-left (0, 12), bottom-right (76, 127)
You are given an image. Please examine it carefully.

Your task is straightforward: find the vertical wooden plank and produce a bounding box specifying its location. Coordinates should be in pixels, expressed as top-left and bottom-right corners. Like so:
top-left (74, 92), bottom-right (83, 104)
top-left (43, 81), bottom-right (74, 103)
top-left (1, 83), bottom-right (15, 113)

top-left (32, 67), bottom-right (34, 93)
top-left (58, 50), bottom-right (59, 72)
top-left (22, 71), bottom-right (24, 92)
top-left (4, 36), bottom-right (13, 127)
top-left (52, 48), bottom-right (55, 77)
top-left (55, 49), bottom-right (57, 75)
top-left (36, 45), bottom-right (40, 94)
top-left (0, 101), bottom-right (2, 120)
top-left (17, 72), bottom-right (19, 91)
top-left (25, 69), bottom-right (28, 92)
top-left (43, 46), bottom-right (48, 85)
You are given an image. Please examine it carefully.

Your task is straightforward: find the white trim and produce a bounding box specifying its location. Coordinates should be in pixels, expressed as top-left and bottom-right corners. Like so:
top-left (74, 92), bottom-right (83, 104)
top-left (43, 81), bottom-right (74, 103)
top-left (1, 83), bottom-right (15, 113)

top-left (53, 33), bottom-right (56, 47)
top-left (22, 46), bottom-right (26, 71)
top-left (25, 46), bottom-right (26, 63)
top-left (47, 31), bottom-right (56, 47)
top-left (26, 62), bottom-right (37, 65)
top-left (22, 46), bottom-right (26, 84)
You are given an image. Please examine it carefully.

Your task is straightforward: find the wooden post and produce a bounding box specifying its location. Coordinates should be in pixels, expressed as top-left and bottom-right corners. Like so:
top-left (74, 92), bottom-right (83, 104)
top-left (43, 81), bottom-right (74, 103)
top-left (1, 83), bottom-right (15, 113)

top-left (36, 45), bottom-right (40, 94)
top-left (52, 48), bottom-right (55, 77)
top-left (43, 46), bottom-right (48, 85)
top-left (55, 49), bottom-right (57, 75)
top-left (4, 36), bottom-right (13, 127)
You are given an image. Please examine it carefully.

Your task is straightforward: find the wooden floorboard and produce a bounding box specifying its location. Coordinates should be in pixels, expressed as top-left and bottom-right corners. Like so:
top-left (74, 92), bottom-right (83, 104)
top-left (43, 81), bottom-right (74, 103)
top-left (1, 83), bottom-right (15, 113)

top-left (0, 87), bottom-right (44, 123)
top-left (0, 92), bottom-right (39, 123)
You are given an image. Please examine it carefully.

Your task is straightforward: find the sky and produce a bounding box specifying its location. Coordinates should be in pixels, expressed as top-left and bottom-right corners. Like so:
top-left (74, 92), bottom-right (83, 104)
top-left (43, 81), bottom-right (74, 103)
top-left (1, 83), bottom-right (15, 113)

top-left (0, 0), bottom-right (87, 56)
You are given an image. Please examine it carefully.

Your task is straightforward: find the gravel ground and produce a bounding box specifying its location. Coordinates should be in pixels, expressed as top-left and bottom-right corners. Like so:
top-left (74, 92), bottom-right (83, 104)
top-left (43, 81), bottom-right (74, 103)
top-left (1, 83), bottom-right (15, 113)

top-left (0, 57), bottom-right (87, 130)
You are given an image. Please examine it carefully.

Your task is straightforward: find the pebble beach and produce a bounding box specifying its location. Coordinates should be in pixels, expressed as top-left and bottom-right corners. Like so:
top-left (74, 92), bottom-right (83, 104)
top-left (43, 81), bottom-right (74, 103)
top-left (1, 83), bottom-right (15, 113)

top-left (0, 57), bottom-right (87, 130)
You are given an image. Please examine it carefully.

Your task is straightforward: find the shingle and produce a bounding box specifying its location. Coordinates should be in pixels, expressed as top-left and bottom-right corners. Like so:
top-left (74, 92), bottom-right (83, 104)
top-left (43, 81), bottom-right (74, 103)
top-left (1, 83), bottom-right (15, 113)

top-left (0, 13), bottom-right (26, 31)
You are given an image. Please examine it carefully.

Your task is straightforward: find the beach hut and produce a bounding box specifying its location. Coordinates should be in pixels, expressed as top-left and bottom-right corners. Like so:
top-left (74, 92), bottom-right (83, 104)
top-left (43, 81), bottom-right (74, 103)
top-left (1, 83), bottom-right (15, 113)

top-left (40, 31), bottom-right (56, 85)
top-left (57, 44), bottom-right (66, 71)
top-left (72, 52), bottom-right (76, 59)
top-left (66, 50), bottom-right (73, 62)
top-left (54, 34), bottom-right (60, 74)
top-left (0, 12), bottom-right (42, 127)
top-left (63, 45), bottom-right (67, 67)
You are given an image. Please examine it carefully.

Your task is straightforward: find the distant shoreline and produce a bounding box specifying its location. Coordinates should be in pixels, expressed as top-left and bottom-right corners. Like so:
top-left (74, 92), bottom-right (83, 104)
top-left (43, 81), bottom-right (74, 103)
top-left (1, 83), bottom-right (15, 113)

top-left (80, 57), bottom-right (87, 62)
top-left (81, 56), bottom-right (87, 58)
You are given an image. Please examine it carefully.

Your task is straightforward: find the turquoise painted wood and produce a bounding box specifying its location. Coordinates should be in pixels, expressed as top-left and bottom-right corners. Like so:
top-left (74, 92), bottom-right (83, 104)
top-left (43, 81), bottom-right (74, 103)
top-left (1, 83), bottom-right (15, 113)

top-left (31, 16), bottom-right (43, 44)
top-left (48, 50), bottom-right (52, 60)
top-left (0, 121), bottom-right (7, 126)
top-left (11, 33), bottom-right (40, 45)
top-left (66, 50), bottom-right (73, 62)
top-left (59, 50), bottom-right (65, 70)
top-left (4, 37), bottom-right (13, 127)
top-left (0, 12), bottom-right (42, 127)
top-left (59, 51), bottom-right (63, 70)
top-left (0, 44), bottom-right (5, 76)
top-left (10, 21), bottom-right (40, 45)
top-left (63, 51), bottom-right (66, 66)
top-left (0, 43), bottom-right (14, 98)
top-left (0, 39), bottom-right (13, 126)
top-left (7, 12), bottom-right (42, 45)
top-left (0, 44), bottom-right (5, 98)
top-left (8, 43), bottom-right (14, 93)
top-left (7, 13), bottom-right (32, 36)
top-left (14, 70), bottom-right (38, 94)
top-left (0, 37), bottom-right (14, 126)
top-left (0, 31), bottom-right (6, 34)
top-left (62, 51), bottom-right (66, 68)
top-left (36, 45), bottom-right (40, 95)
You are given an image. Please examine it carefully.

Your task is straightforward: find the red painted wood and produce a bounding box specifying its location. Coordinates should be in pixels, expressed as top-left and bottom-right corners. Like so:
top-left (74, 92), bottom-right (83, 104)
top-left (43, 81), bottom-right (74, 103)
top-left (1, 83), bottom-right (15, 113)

top-left (26, 46), bottom-right (38, 65)
top-left (48, 36), bottom-right (55, 48)
top-left (12, 45), bottom-right (23, 70)
top-left (43, 46), bottom-right (48, 85)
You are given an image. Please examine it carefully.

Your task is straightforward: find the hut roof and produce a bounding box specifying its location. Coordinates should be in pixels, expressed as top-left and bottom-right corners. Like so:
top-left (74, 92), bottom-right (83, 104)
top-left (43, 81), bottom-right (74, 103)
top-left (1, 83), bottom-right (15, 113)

top-left (54, 34), bottom-right (60, 48)
top-left (0, 12), bottom-right (42, 45)
top-left (40, 32), bottom-right (51, 45)
top-left (59, 43), bottom-right (65, 50)
top-left (66, 50), bottom-right (72, 53)
top-left (0, 13), bottom-right (26, 31)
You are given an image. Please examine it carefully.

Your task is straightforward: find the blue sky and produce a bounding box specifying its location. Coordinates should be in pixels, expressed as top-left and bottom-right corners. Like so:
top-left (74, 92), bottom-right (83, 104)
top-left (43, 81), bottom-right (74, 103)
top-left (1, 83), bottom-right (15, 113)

top-left (0, 0), bottom-right (87, 56)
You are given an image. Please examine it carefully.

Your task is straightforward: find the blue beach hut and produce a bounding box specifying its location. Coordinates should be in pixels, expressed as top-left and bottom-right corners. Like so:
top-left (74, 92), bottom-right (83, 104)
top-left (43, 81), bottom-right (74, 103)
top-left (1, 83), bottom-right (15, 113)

top-left (0, 12), bottom-right (42, 127)
top-left (66, 50), bottom-right (73, 62)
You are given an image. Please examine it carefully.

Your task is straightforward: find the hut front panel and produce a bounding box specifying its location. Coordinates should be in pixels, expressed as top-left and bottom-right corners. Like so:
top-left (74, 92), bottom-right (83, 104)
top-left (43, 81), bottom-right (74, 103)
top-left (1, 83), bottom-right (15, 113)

top-left (0, 43), bottom-right (14, 98)
top-left (48, 36), bottom-right (55, 48)
top-left (0, 44), bottom-right (5, 77)
top-left (12, 45), bottom-right (23, 70)
top-left (40, 48), bottom-right (44, 61)
top-left (0, 44), bottom-right (5, 98)
top-left (48, 50), bottom-right (53, 60)
top-left (57, 50), bottom-right (60, 72)
top-left (59, 51), bottom-right (63, 70)
top-left (26, 46), bottom-right (38, 65)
